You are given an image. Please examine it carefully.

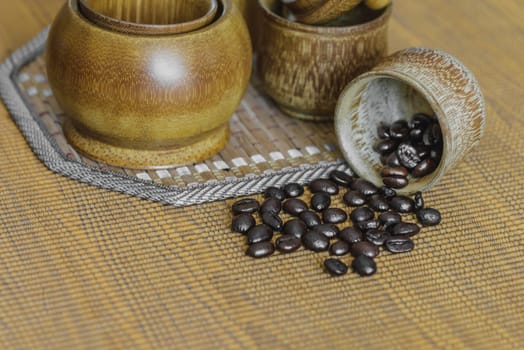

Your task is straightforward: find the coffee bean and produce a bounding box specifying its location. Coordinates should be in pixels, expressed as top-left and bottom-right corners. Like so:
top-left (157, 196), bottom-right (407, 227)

top-left (409, 113), bottom-right (433, 129)
top-left (391, 222), bottom-right (420, 236)
top-left (264, 186), bottom-right (285, 201)
top-left (365, 229), bottom-right (388, 246)
top-left (231, 213), bottom-right (256, 234)
top-left (413, 158), bottom-right (437, 178)
top-left (390, 120), bottom-right (410, 140)
top-left (381, 166), bottom-right (409, 178)
top-left (339, 227), bottom-right (363, 244)
top-left (299, 211), bottom-right (322, 228)
top-left (343, 191), bottom-right (367, 207)
top-left (329, 170), bottom-right (354, 187)
top-left (356, 219), bottom-right (381, 232)
top-left (367, 194), bottom-right (390, 212)
top-left (409, 128), bottom-right (424, 142)
top-left (324, 258), bottom-right (348, 276)
top-left (382, 176), bottom-right (409, 189)
top-left (276, 235), bottom-right (301, 253)
top-left (351, 241), bottom-right (379, 258)
top-left (430, 148), bottom-right (442, 161)
top-left (385, 236), bottom-right (414, 253)
top-left (283, 183), bottom-right (304, 198)
top-left (232, 198), bottom-right (260, 215)
top-left (386, 152), bottom-right (401, 167)
top-left (380, 153), bottom-right (390, 165)
top-left (389, 196), bottom-right (415, 213)
top-left (374, 140), bottom-right (398, 155)
top-left (414, 145), bottom-right (431, 159)
top-left (329, 240), bottom-right (350, 256)
top-left (311, 224), bottom-right (339, 239)
top-left (350, 207), bottom-right (374, 223)
top-left (261, 212), bottom-right (283, 231)
top-left (283, 219), bottom-right (308, 238)
top-left (378, 186), bottom-right (397, 199)
top-left (423, 123), bottom-right (442, 146)
top-left (416, 208), bottom-right (442, 226)
top-left (352, 255), bottom-right (377, 276)
top-left (351, 179), bottom-right (378, 196)
top-left (283, 198), bottom-right (308, 216)
top-left (378, 212), bottom-right (402, 228)
top-left (311, 192), bottom-right (331, 212)
top-left (376, 123), bottom-right (390, 139)
top-left (302, 230), bottom-right (330, 252)
top-left (260, 197), bottom-right (281, 215)
top-left (246, 242), bottom-right (275, 258)
top-left (309, 179), bottom-right (339, 195)
top-left (396, 143), bottom-right (421, 169)
top-left (414, 191), bottom-right (424, 210)
top-left (322, 208), bottom-right (347, 224)
top-left (247, 224), bottom-right (273, 244)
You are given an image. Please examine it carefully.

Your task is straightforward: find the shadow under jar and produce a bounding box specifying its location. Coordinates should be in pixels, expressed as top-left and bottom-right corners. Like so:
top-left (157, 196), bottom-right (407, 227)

top-left (46, 0), bottom-right (252, 169)
top-left (255, 0), bottom-right (391, 121)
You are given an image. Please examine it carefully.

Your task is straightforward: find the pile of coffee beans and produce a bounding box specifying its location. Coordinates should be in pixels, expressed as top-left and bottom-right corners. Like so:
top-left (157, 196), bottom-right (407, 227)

top-left (376, 113), bottom-right (443, 189)
top-left (230, 169), bottom-right (441, 277)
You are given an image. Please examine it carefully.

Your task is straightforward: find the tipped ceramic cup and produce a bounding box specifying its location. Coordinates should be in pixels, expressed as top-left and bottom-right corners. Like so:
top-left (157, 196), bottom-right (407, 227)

top-left (256, 0), bottom-right (391, 121)
top-left (46, 0), bottom-right (252, 169)
top-left (335, 48), bottom-right (486, 194)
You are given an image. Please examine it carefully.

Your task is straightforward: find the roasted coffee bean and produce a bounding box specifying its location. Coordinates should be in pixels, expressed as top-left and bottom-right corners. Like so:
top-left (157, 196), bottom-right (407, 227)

top-left (302, 230), bottom-right (330, 252)
top-left (339, 227), bottom-right (363, 244)
top-left (386, 152), bottom-right (401, 167)
top-left (311, 224), bottom-right (339, 239)
top-left (390, 120), bottom-right (410, 140)
top-left (351, 241), bottom-right (379, 258)
top-left (396, 143), bottom-right (421, 169)
top-left (231, 213), bottom-right (256, 234)
top-left (283, 219), bottom-right (308, 238)
top-left (391, 222), bottom-right (420, 236)
top-left (329, 240), bottom-right (350, 256)
top-left (430, 148), bottom-right (442, 160)
top-left (351, 179), bottom-right (378, 196)
top-left (381, 166), bottom-right (409, 178)
top-left (413, 158), bottom-right (437, 178)
top-left (377, 123), bottom-right (390, 139)
top-left (322, 208), bottom-right (347, 224)
top-left (329, 170), bottom-right (354, 187)
top-left (385, 236), bottom-right (414, 253)
top-left (423, 123), bottom-right (442, 146)
top-left (378, 212), bottom-right (402, 228)
top-left (352, 255), bottom-right (377, 276)
top-left (246, 241), bottom-right (274, 258)
top-left (343, 191), bottom-right (367, 207)
top-left (350, 207), bottom-right (375, 223)
top-left (311, 192), bottom-right (331, 212)
top-left (409, 113), bottom-right (433, 129)
top-left (261, 212), bottom-right (283, 231)
top-left (415, 145), bottom-right (431, 159)
top-left (356, 219), bottom-right (381, 232)
top-left (378, 186), bottom-right (397, 199)
top-left (283, 198), bottom-right (308, 216)
top-left (264, 186), bottom-right (286, 201)
top-left (309, 179), bottom-right (339, 195)
top-left (416, 208), bottom-right (442, 226)
top-left (380, 154), bottom-right (390, 165)
top-left (232, 198), bottom-right (260, 215)
top-left (324, 259), bottom-right (348, 276)
top-left (409, 128), bottom-right (424, 142)
top-left (382, 176), bottom-right (409, 189)
top-left (276, 235), bottom-right (301, 253)
top-left (283, 183), bottom-right (304, 198)
top-left (365, 229), bottom-right (388, 246)
top-left (389, 196), bottom-right (415, 213)
top-left (260, 197), bottom-right (281, 215)
top-left (414, 191), bottom-right (424, 210)
top-left (367, 194), bottom-right (390, 212)
top-left (299, 211), bottom-right (322, 228)
top-left (247, 224), bottom-right (273, 244)
top-left (374, 140), bottom-right (398, 155)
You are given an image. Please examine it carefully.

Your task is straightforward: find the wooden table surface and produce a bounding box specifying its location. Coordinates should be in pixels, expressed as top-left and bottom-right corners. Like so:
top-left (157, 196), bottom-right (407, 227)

top-left (1, 1), bottom-right (523, 349)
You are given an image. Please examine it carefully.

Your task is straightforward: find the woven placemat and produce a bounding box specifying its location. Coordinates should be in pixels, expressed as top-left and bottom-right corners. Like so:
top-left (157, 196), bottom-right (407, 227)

top-left (0, 29), bottom-right (349, 207)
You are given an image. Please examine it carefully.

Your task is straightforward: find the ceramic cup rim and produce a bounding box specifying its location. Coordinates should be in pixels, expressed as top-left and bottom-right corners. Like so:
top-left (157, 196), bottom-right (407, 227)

top-left (258, 0), bottom-right (392, 35)
top-left (77, 0), bottom-right (220, 35)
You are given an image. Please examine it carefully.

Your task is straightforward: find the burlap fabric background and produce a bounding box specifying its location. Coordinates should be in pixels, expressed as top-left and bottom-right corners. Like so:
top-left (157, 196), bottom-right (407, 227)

top-left (0, 0), bottom-right (523, 349)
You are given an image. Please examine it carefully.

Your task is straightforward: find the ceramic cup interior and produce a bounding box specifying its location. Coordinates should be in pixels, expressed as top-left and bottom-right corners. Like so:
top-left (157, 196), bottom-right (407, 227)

top-left (78, 0), bottom-right (219, 34)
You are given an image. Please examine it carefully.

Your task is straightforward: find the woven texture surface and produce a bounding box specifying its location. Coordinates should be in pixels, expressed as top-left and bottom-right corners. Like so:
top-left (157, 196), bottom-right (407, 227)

top-left (1, 0), bottom-right (524, 349)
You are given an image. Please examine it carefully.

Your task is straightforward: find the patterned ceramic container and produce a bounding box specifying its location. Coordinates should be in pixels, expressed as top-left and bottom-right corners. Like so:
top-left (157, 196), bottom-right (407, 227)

top-left (335, 48), bottom-right (486, 193)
